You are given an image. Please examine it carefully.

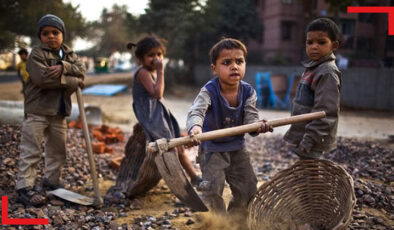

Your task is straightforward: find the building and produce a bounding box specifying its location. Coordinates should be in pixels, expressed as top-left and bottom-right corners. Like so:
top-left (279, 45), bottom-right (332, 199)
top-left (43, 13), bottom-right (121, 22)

top-left (249, 0), bottom-right (394, 67)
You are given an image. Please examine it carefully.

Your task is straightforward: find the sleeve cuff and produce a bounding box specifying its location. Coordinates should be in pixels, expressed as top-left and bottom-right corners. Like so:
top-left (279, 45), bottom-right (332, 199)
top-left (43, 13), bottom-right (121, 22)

top-left (61, 60), bottom-right (71, 75)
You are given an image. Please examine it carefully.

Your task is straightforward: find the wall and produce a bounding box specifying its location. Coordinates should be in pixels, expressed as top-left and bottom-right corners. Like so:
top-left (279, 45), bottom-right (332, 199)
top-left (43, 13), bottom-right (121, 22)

top-left (193, 65), bottom-right (394, 111)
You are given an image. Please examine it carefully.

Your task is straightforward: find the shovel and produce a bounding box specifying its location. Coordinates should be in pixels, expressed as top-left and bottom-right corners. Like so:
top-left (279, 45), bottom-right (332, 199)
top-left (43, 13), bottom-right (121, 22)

top-left (50, 88), bottom-right (103, 207)
top-left (148, 111), bottom-right (326, 212)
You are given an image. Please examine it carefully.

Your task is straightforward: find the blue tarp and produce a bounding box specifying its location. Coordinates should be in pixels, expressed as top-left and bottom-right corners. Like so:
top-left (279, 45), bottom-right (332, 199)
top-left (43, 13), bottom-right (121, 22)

top-left (82, 84), bottom-right (127, 96)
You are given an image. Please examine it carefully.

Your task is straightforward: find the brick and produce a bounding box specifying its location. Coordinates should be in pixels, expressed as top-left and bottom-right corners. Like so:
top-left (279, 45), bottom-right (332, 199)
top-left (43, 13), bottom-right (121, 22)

top-left (75, 120), bottom-right (82, 129)
top-left (68, 121), bottom-right (76, 128)
top-left (105, 134), bottom-right (118, 144)
top-left (109, 156), bottom-right (123, 169)
top-left (104, 146), bottom-right (113, 154)
top-left (116, 134), bottom-right (124, 142)
top-left (92, 130), bottom-right (104, 141)
top-left (92, 142), bottom-right (106, 154)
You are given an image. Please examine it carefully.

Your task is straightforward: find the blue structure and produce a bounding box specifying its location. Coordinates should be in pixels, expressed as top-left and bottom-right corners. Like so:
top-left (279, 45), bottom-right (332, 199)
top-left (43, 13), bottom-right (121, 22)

top-left (82, 84), bottom-right (127, 96)
top-left (255, 72), bottom-right (296, 110)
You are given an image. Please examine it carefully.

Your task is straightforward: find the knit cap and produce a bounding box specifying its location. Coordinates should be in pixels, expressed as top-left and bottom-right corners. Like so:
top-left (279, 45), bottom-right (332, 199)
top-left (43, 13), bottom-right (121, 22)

top-left (37, 14), bottom-right (66, 39)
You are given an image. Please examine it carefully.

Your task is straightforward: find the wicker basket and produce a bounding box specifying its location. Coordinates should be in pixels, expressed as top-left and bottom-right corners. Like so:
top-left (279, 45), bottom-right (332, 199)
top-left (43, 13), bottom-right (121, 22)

top-left (248, 159), bottom-right (356, 230)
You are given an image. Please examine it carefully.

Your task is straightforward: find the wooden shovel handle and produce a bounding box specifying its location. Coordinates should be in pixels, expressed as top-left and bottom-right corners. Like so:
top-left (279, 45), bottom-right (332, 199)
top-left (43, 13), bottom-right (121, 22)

top-left (76, 88), bottom-right (103, 207)
top-left (147, 111), bottom-right (326, 153)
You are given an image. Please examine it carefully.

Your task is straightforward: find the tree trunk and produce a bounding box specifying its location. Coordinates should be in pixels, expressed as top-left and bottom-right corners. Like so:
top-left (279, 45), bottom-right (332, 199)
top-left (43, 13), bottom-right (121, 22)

top-left (107, 123), bottom-right (161, 198)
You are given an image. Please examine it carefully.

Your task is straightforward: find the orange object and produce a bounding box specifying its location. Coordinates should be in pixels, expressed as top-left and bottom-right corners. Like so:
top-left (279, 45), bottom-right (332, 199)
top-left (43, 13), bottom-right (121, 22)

top-left (105, 133), bottom-right (118, 144)
top-left (101, 124), bottom-right (110, 133)
top-left (92, 130), bottom-right (104, 141)
top-left (117, 134), bottom-right (124, 142)
top-left (75, 120), bottom-right (82, 129)
top-left (92, 142), bottom-right (106, 154)
top-left (104, 146), bottom-right (113, 154)
top-left (68, 121), bottom-right (76, 128)
top-left (109, 156), bottom-right (124, 169)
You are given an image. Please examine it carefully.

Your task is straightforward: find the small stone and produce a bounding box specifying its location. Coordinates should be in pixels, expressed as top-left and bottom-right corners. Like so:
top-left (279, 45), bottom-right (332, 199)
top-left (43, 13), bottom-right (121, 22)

top-left (50, 199), bottom-right (65, 207)
top-left (184, 211), bottom-right (192, 217)
top-left (363, 194), bottom-right (376, 206)
top-left (186, 219), bottom-right (195, 225)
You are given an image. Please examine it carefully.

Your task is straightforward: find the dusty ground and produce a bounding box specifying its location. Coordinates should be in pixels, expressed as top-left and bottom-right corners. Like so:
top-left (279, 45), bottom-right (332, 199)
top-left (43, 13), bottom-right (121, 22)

top-left (1, 73), bottom-right (393, 139)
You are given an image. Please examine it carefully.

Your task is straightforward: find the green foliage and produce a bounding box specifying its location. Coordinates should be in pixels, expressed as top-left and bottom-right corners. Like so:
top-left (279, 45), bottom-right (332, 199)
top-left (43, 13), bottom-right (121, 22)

top-left (0, 0), bottom-right (87, 51)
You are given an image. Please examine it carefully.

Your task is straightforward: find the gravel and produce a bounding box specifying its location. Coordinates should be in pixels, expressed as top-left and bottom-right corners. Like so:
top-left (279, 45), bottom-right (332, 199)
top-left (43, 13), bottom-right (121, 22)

top-left (0, 124), bottom-right (393, 229)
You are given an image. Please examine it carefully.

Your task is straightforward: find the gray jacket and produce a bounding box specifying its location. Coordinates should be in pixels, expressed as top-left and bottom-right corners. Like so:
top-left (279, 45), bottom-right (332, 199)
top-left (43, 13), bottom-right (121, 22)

top-left (25, 43), bottom-right (85, 116)
top-left (186, 87), bottom-right (260, 133)
top-left (284, 53), bottom-right (341, 152)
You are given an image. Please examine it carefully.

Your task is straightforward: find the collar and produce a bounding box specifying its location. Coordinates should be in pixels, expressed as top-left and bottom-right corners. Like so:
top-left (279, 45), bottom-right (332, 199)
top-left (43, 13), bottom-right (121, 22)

top-left (302, 53), bottom-right (336, 68)
top-left (40, 43), bottom-right (72, 54)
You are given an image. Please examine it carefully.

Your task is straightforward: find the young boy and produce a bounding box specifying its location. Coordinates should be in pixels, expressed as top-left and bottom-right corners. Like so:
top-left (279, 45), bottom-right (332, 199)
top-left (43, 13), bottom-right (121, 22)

top-left (16, 14), bottom-right (85, 206)
top-left (284, 17), bottom-right (341, 159)
top-left (16, 48), bottom-right (29, 95)
top-left (187, 38), bottom-right (272, 216)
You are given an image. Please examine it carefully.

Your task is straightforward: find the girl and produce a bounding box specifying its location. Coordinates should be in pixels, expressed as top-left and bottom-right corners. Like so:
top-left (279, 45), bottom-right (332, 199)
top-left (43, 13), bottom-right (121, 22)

top-left (128, 36), bottom-right (201, 186)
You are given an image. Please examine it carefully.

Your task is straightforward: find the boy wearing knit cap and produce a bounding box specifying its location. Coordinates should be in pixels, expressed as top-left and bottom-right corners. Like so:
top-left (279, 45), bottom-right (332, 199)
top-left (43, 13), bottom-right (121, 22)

top-left (16, 14), bottom-right (85, 206)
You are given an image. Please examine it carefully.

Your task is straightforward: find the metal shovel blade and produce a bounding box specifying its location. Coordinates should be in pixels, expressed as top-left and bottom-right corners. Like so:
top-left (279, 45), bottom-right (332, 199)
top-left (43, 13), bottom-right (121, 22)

top-left (49, 188), bottom-right (94, 206)
top-left (154, 150), bottom-right (208, 212)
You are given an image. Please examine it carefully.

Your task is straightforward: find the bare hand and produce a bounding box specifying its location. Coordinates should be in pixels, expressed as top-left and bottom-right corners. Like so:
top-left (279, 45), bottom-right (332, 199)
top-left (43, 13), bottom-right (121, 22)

top-left (153, 58), bottom-right (164, 72)
top-left (257, 119), bottom-right (273, 133)
top-left (78, 79), bottom-right (85, 89)
top-left (186, 126), bottom-right (202, 148)
top-left (46, 65), bottom-right (62, 79)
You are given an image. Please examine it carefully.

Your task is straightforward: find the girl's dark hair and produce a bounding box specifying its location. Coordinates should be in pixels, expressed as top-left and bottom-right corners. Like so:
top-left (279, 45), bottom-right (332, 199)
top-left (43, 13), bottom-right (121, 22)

top-left (209, 38), bottom-right (247, 64)
top-left (306, 17), bottom-right (340, 42)
top-left (18, 48), bottom-right (28, 55)
top-left (127, 35), bottom-right (167, 60)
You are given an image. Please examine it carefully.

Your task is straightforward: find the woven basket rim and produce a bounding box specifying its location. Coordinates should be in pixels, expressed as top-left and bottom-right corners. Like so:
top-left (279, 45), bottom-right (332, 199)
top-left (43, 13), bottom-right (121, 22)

top-left (248, 159), bottom-right (357, 230)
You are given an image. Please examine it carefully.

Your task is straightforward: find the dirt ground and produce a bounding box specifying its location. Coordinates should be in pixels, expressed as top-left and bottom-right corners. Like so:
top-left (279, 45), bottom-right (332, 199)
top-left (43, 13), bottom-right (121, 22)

top-left (1, 75), bottom-right (393, 140)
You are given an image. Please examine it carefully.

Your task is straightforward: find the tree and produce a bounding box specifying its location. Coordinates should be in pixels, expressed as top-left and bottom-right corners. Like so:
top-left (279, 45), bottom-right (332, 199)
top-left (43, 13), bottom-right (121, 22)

top-left (0, 0), bottom-right (87, 52)
top-left (324, 0), bottom-right (366, 22)
top-left (137, 0), bottom-right (262, 83)
top-left (88, 4), bottom-right (139, 57)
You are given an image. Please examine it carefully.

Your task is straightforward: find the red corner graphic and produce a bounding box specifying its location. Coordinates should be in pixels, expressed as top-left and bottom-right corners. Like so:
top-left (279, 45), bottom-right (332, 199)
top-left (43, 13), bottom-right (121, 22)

top-left (1, 196), bottom-right (49, 225)
top-left (348, 7), bottom-right (394, 35)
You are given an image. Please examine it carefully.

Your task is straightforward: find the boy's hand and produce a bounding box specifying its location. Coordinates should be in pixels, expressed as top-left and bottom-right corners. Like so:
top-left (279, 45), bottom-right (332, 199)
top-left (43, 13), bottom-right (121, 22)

top-left (153, 58), bottom-right (164, 72)
top-left (257, 119), bottom-right (273, 133)
top-left (65, 77), bottom-right (83, 91)
top-left (186, 125), bottom-right (202, 147)
top-left (46, 65), bottom-right (63, 79)
top-left (78, 79), bottom-right (85, 89)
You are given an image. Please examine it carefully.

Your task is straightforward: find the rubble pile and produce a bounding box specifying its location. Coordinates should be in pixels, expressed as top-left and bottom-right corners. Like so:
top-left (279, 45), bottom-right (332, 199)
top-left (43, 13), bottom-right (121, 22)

top-left (0, 124), bottom-right (195, 230)
top-left (0, 125), bottom-right (392, 229)
top-left (248, 135), bottom-right (393, 230)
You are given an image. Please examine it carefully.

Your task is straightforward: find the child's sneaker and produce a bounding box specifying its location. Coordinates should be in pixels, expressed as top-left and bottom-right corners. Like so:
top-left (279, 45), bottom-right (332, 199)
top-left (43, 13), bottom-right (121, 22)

top-left (17, 187), bottom-right (46, 207)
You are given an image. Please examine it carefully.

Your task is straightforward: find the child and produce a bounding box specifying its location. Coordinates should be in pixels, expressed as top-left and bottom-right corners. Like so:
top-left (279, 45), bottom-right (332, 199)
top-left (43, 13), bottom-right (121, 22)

top-left (284, 17), bottom-right (341, 159)
top-left (16, 14), bottom-right (85, 206)
top-left (187, 38), bottom-right (272, 216)
top-left (127, 36), bottom-right (202, 186)
top-left (16, 48), bottom-right (29, 95)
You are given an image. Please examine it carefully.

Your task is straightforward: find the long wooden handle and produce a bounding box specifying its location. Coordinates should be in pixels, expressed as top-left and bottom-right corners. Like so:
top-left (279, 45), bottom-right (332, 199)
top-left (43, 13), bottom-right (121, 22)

top-left (76, 88), bottom-right (103, 207)
top-left (148, 111), bottom-right (326, 153)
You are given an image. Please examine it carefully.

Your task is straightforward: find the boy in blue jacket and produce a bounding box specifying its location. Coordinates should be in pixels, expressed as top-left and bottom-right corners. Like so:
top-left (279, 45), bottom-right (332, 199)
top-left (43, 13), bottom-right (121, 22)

top-left (187, 38), bottom-right (272, 217)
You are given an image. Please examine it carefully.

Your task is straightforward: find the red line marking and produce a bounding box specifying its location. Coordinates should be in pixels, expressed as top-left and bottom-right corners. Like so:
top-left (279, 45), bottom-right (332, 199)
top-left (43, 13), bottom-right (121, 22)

top-left (2, 196), bottom-right (49, 225)
top-left (347, 7), bottom-right (394, 35)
